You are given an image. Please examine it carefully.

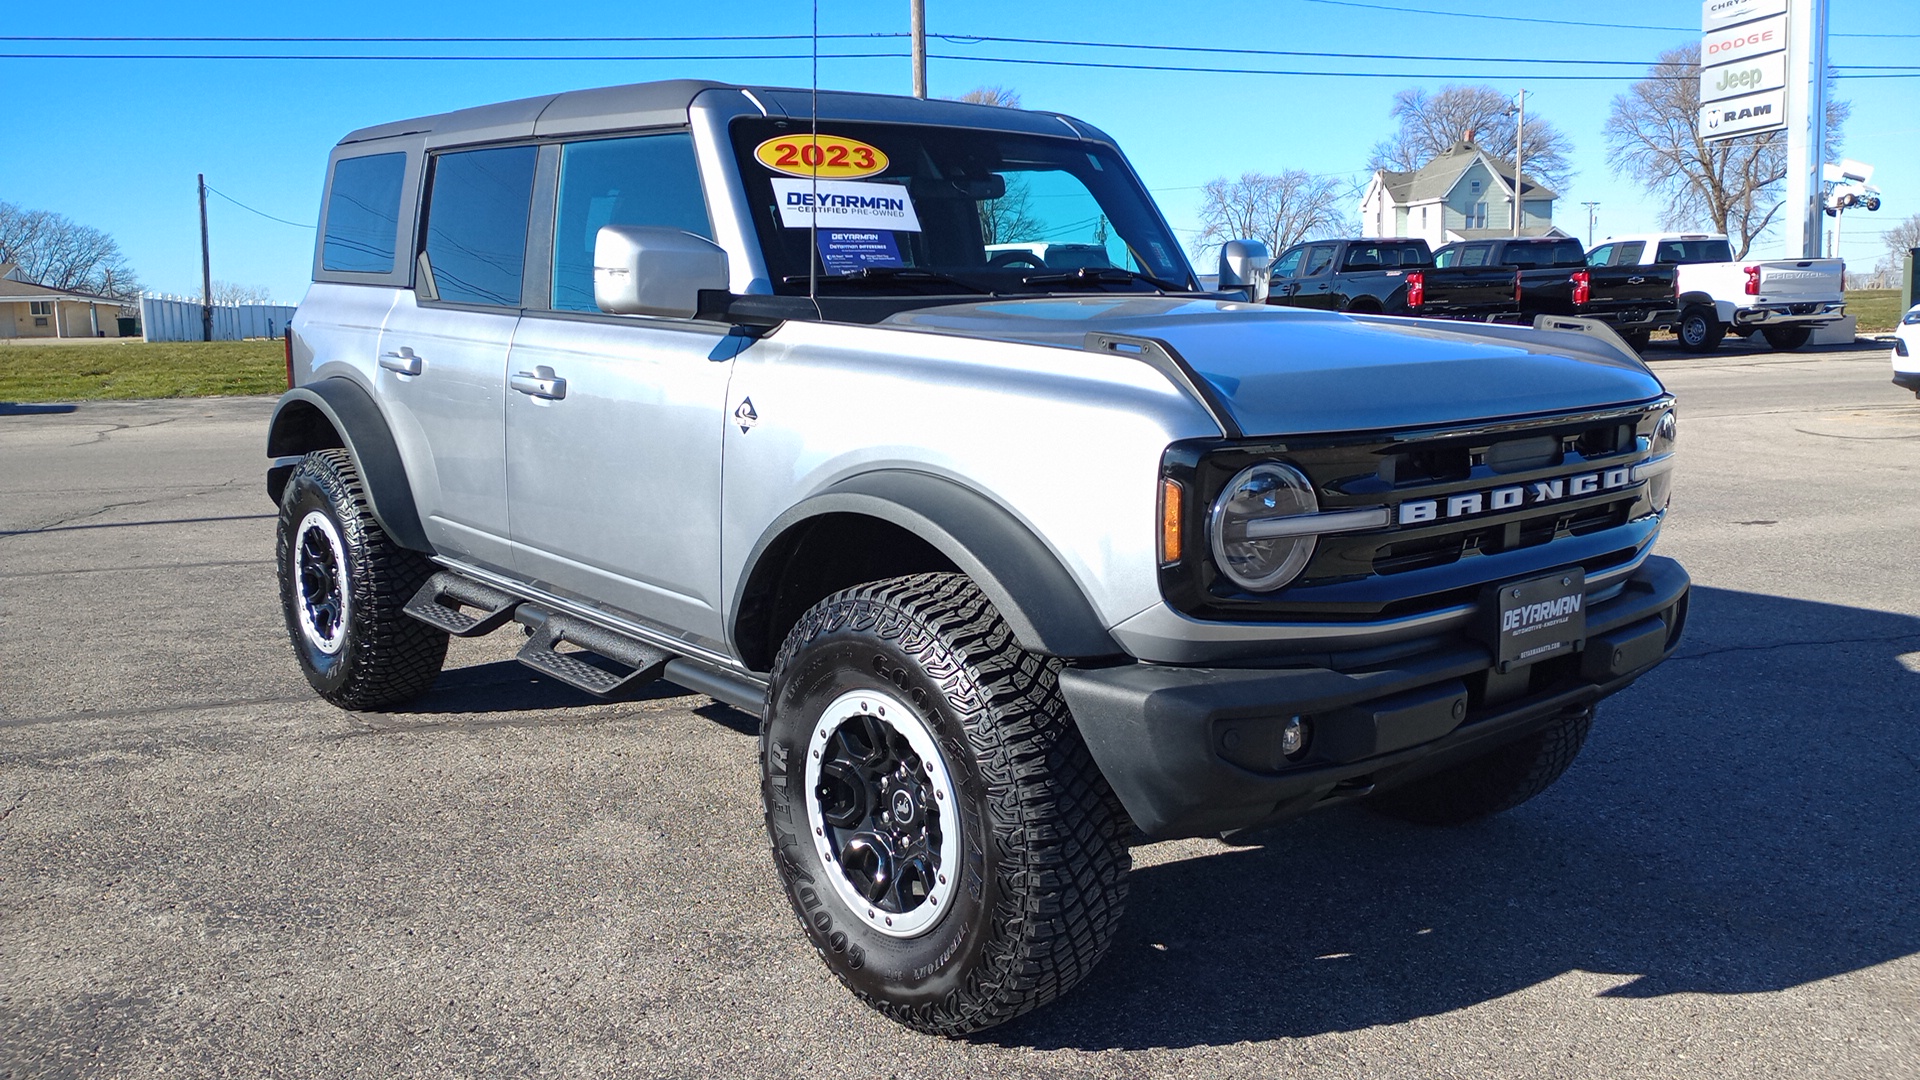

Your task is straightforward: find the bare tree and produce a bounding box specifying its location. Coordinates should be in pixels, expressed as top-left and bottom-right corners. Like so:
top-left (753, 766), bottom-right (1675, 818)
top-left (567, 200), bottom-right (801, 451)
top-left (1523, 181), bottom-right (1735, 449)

top-left (1605, 44), bottom-right (1849, 259)
top-left (1369, 85), bottom-right (1575, 192)
top-left (1881, 214), bottom-right (1920, 266)
top-left (0, 201), bottom-right (142, 299)
top-left (1193, 171), bottom-right (1352, 258)
top-left (211, 280), bottom-right (276, 305)
top-left (953, 85), bottom-right (1022, 108)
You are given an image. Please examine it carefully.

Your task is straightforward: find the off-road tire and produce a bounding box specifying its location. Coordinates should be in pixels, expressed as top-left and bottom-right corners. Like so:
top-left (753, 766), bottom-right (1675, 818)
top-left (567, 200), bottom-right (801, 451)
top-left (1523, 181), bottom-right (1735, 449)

top-left (1369, 707), bottom-right (1594, 826)
top-left (760, 573), bottom-right (1130, 1035)
top-left (276, 448), bottom-right (448, 709)
top-left (1761, 324), bottom-right (1812, 351)
top-left (1678, 306), bottom-right (1724, 353)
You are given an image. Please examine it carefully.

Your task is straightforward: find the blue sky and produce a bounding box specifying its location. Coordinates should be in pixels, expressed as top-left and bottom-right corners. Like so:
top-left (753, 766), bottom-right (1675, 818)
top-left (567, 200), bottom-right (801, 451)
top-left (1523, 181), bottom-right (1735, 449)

top-left (2, 0), bottom-right (1913, 302)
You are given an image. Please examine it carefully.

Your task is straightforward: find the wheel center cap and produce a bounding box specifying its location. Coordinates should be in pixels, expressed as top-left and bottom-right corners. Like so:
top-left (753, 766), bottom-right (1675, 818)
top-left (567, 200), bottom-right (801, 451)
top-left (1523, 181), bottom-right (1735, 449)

top-left (890, 788), bottom-right (916, 825)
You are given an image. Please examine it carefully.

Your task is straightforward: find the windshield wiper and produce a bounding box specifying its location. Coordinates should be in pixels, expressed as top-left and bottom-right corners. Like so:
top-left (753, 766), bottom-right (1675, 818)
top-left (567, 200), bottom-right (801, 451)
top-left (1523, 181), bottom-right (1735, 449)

top-left (1021, 266), bottom-right (1190, 293)
top-left (780, 267), bottom-right (991, 294)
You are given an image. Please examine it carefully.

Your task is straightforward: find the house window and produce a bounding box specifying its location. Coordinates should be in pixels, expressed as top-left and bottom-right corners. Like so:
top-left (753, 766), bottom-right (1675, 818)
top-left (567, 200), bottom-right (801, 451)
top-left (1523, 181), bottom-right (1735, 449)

top-left (1467, 202), bottom-right (1488, 229)
top-left (29, 301), bottom-right (52, 315)
top-left (1471, 181), bottom-right (1482, 193)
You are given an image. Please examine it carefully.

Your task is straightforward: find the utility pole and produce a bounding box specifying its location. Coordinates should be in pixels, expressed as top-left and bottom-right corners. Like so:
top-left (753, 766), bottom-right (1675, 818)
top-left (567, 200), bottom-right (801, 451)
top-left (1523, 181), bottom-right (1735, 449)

top-left (1511, 89), bottom-right (1525, 238)
top-left (1582, 201), bottom-right (1600, 247)
top-left (910, 0), bottom-right (926, 99)
top-left (198, 173), bottom-right (213, 342)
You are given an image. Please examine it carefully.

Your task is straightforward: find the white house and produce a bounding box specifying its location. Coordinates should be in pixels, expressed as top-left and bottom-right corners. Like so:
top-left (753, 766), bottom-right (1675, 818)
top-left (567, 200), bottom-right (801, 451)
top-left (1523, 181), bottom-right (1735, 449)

top-left (1359, 137), bottom-right (1565, 247)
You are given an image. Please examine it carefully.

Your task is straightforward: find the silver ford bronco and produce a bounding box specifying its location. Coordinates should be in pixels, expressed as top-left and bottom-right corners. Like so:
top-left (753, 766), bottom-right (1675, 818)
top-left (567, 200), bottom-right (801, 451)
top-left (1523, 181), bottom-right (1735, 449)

top-left (270, 79), bottom-right (1689, 1034)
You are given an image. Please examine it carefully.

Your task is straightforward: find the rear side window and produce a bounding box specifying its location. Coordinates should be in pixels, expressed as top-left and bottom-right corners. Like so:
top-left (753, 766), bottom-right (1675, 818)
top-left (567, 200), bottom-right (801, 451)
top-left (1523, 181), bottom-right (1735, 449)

top-left (551, 134), bottom-right (711, 313)
top-left (1458, 245), bottom-right (1489, 268)
top-left (1615, 241), bottom-right (1646, 265)
top-left (322, 152), bottom-right (406, 274)
top-left (423, 145), bottom-right (539, 307)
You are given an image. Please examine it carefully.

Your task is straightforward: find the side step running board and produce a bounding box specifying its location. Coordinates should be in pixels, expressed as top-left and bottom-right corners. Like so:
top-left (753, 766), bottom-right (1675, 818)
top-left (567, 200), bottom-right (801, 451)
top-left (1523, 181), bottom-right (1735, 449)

top-left (515, 609), bottom-right (670, 699)
top-left (404, 571), bottom-right (522, 637)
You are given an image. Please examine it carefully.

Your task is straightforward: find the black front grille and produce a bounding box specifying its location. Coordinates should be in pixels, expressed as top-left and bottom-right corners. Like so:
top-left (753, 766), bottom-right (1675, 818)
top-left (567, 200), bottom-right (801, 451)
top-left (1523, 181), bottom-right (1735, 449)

top-left (1159, 400), bottom-right (1671, 623)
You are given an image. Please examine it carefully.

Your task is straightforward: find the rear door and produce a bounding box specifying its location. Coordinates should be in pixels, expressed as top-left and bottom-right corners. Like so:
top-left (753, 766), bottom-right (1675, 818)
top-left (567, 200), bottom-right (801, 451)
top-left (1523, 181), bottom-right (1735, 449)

top-left (375, 143), bottom-right (539, 573)
top-left (503, 131), bottom-right (735, 648)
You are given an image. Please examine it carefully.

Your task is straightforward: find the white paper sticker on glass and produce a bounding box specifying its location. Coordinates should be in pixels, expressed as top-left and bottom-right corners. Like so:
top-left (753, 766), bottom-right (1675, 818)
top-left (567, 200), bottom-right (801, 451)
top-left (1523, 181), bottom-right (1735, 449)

top-left (772, 178), bottom-right (922, 232)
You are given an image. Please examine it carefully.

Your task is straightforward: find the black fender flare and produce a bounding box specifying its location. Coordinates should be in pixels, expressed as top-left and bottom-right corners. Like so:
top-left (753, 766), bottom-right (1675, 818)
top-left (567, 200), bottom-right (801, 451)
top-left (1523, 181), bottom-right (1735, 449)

top-left (265, 379), bottom-right (430, 551)
top-left (1676, 291), bottom-right (1719, 313)
top-left (735, 470), bottom-right (1122, 662)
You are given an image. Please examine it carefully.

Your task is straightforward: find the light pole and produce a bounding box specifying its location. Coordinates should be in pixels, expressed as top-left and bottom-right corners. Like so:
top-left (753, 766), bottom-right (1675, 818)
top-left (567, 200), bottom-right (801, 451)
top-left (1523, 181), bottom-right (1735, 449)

top-left (1582, 201), bottom-right (1600, 247)
top-left (1509, 89), bottom-right (1526, 238)
top-left (910, 0), bottom-right (926, 98)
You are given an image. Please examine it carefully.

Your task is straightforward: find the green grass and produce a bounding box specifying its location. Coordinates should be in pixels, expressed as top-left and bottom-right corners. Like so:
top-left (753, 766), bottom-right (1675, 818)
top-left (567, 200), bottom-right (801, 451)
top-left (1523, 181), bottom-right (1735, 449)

top-left (1846, 289), bottom-right (1906, 333)
top-left (0, 339), bottom-right (284, 403)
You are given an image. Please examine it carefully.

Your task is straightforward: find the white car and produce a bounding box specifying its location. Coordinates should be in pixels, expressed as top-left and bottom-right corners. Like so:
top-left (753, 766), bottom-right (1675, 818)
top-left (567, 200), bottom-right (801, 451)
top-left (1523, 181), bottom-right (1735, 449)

top-left (1894, 303), bottom-right (1920, 397)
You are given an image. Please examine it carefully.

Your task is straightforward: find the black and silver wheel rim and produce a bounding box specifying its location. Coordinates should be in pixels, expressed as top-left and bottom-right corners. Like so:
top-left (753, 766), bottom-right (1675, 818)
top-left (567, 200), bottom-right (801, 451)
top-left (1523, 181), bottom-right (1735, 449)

top-left (803, 688), bottom-right (960, 938)
top-left (1682, 315), bottom-right (1707, 347)
top-left (291, 509), bottom-right (350, 656)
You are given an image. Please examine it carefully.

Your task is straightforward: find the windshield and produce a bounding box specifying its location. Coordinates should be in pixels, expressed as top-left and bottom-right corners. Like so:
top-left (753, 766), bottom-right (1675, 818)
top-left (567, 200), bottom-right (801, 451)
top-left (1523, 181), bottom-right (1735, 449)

top-left (728, 118), bottom-right (1194, 296)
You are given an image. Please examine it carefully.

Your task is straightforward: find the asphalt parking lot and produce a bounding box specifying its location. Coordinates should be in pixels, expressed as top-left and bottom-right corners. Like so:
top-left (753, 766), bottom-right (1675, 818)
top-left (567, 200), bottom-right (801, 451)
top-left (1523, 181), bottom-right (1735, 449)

top-left (2, 338), bottom-right (1917, 1079)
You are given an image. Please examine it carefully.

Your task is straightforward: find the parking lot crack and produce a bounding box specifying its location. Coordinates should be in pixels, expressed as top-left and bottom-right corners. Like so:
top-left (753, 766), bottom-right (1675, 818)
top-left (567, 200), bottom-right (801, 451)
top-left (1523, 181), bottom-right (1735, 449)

top-left (1671, 631), bottom-right (1920, 663)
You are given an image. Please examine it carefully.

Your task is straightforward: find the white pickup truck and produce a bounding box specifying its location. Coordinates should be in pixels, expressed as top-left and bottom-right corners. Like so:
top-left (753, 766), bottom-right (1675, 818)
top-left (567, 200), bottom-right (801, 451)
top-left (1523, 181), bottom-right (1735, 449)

top-left (1588, 233), bottom-right (1846, 353)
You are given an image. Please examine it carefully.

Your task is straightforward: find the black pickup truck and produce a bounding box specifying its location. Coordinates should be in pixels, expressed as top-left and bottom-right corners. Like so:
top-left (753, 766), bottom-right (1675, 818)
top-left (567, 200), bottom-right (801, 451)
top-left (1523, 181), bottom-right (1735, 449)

top-left (1438, 237), bottom-right (1679, 347)
top-left (1268, 237), bottom-right (1678, 346)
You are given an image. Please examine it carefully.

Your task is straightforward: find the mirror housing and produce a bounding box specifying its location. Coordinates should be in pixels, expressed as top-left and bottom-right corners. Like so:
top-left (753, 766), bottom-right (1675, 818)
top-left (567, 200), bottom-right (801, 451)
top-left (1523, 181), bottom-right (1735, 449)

top-left (1216, 239), bottom-right (1272, 303)
top-left (594, 225), bottom-right (729, 318)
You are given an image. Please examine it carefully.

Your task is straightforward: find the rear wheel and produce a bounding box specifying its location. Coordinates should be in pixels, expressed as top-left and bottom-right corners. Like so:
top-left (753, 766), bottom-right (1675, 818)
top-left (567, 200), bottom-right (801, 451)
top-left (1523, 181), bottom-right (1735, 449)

top-left (760, 573), bottom-right (1130, 1035)
top-left (276, 448), bottom-right (448, 709)
top-left (1369, 707), bottom-right (1594, 826)
top-left (1761, 324), bottom-right (1812, 351)
top-left (1677, 306), bottom-right (1724, 353)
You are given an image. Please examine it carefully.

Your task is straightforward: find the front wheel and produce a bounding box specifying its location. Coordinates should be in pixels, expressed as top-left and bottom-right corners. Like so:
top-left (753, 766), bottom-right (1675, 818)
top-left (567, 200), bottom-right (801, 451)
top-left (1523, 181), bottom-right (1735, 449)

top-left (1677, 306), bottom-right (1724, 353)
top-left (1761, 324), bottom-right (1813, 351)
top-left (1369, 707), bottom-right (1594, 826)
top-left (760, 573), bottom-right (1130, 1035)
top-left (276, 448), bottom-right (448, 709)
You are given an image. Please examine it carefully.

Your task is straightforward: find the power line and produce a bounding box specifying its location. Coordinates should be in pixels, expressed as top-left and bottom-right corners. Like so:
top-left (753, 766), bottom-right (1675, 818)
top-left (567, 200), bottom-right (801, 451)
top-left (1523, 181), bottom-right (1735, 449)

top-left (0, 33), bottom-right (906, 43)
top-left (1295, 0), bottom-right (1920, 38)
top-left (0, 50), bottom-right (910, 62)
top-left (927, 53), bottom-right (1920, 81)
top-left (203, 185), bottom-right (314, 229)
top-left (937, 33), bottom-right (1653, 66)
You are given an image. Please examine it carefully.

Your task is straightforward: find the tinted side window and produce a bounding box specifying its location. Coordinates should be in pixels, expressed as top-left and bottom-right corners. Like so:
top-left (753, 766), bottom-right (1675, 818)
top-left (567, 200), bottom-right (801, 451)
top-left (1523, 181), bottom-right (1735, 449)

top-left (1616, 241), bottom-right (1646, 265)
top-left (1459, 245), bottom-right (1489, 268)
top-left (423, 146), bottom-right (538, 307)
top-left (551, 134), bottom-right (712, 313)
top-left (322, 152), bottom-right (406, 273)
top-left (1301, 245), bottom-right (1337, 276)
top-left (1270, 246), bottom-right (1306, 278)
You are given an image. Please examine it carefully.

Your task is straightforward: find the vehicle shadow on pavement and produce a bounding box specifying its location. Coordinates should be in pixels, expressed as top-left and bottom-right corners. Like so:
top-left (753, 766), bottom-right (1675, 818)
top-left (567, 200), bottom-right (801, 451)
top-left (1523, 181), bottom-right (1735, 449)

top-left (0, 402), bottom-right (78, 416)
top-left (989, 585), bottom-right (1920, 1050)
top-left (384, 659), bottom-right (705, 716)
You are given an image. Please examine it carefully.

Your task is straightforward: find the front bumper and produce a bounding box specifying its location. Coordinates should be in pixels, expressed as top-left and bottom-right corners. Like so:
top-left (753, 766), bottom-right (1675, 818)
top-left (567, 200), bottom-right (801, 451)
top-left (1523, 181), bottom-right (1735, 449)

top-left (1059, 556), bottom-right (1689, 839)
top-left (1894, 371), bottom-right (1920, 395)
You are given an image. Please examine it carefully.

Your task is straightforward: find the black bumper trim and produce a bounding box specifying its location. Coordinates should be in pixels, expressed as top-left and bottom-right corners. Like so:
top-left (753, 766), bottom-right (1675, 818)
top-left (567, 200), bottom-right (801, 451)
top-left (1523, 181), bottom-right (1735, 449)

top-left (1894, 372), bottom-right (1920, 394)
top-left (1060, 555), bottom-right (1690, 840)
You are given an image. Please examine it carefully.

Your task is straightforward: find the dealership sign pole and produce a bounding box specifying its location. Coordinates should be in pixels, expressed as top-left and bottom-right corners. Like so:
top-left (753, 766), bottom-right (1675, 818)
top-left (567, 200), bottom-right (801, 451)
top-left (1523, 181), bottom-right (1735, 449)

top-left (1699, 0), bottom-right (1827, 257)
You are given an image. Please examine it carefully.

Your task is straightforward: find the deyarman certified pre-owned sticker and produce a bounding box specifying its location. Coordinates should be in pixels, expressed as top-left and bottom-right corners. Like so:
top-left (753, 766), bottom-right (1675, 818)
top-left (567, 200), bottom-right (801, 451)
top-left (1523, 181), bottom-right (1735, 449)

top-left (772, 178), bottom-right (923, 232)
top-left (754, 134), bottom-right (889, 179)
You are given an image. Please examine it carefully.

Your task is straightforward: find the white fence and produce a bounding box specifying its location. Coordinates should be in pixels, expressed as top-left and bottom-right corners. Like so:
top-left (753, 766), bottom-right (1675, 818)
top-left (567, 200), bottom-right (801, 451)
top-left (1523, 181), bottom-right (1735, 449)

top-left (140, 294), bottom-right (297, 342)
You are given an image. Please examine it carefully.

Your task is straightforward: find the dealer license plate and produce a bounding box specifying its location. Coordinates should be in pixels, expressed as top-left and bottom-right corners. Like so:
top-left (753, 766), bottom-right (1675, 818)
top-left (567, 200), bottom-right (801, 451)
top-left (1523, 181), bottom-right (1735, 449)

top-left (1486, 570), bottom-right (1586, 673)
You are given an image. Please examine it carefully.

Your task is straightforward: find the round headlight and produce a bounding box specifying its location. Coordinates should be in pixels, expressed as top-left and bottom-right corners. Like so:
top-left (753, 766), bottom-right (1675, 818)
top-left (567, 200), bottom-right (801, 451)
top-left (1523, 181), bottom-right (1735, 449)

top-left (1209, 462), bottom-right (1319, 592)
top-left (1649, 410), bottom-right (1677, 510)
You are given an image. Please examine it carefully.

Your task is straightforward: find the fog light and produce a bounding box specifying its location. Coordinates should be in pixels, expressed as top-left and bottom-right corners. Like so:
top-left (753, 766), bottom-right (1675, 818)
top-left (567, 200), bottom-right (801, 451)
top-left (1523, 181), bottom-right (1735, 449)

top-left (1281, 715), bottom-right (1308, 758)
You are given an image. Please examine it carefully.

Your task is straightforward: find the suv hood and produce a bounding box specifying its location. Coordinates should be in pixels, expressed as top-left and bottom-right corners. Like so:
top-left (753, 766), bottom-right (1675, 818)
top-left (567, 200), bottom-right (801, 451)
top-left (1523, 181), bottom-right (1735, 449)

top-left (884, 296), bottom-right (1665, 435)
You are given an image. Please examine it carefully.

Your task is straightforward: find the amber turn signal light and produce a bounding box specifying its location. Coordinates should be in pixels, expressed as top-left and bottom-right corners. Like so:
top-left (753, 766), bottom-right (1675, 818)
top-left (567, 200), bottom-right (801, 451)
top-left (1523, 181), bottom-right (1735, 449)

top-left (1159, 478), bottom-right (1184, 565)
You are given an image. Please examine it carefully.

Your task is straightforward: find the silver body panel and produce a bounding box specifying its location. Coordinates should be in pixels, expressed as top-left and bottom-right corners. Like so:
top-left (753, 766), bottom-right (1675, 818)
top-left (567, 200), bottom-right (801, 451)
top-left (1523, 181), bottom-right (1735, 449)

top-left (504, 311), bottom-right (735, 649)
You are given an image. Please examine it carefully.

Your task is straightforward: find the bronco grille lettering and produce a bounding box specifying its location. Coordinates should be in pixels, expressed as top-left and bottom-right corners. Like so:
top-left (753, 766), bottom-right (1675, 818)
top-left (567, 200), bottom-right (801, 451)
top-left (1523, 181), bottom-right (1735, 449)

top-left (1400, 466), bottom-right (1637, 526)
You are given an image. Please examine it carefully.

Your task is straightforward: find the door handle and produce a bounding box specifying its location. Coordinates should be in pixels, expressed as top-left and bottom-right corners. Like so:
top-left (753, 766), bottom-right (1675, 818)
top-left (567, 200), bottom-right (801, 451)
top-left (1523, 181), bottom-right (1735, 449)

top-left (510, 366), bottom-right (567, 400)
top-left (379, 348), bottom-right (422, 376)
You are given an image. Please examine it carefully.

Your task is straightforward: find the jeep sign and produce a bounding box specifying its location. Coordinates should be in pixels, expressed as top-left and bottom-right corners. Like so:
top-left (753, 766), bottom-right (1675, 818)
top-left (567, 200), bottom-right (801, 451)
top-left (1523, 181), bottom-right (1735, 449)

top-left (1701, 49), bottom-right (1787, 104)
